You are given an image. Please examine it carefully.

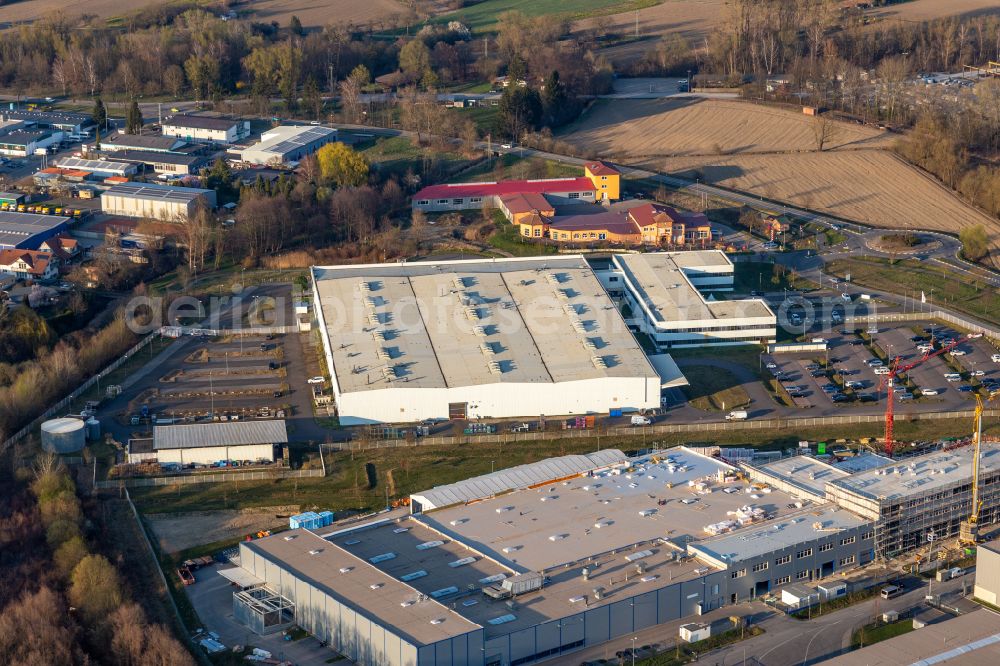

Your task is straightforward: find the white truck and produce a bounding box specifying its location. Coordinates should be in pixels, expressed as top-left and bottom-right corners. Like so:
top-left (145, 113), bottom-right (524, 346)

top-left (630, 415), bottom-right (652, 426)
top-left (725, 410), bottom-right (748, 421)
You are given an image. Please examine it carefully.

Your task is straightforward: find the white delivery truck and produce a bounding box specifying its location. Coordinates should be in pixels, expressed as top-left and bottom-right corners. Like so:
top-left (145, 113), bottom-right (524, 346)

top-left (630, 415), bottom-right (652, 426)
top-left (725, 410), bottom-right (748, 421)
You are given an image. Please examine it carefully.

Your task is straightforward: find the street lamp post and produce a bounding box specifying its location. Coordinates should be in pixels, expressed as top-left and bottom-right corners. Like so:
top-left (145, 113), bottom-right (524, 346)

top-left (631, 637), bottom-right (638, 666)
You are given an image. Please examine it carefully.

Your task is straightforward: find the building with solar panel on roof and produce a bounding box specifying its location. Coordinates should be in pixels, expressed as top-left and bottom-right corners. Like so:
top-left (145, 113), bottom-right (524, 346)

top-left (234, 125), bottom-right (337, 166)
top-left (100, 181), bottom-right (216, 221)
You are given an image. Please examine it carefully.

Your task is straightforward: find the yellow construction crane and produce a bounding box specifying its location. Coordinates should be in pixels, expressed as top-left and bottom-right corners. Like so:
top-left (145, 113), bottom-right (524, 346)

top-left (960, 390), bottom-right (1000, 545)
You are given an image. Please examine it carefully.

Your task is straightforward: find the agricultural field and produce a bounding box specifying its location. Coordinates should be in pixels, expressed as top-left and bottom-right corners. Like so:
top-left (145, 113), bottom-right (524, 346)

top-left (561, 98), bottom-right (892, 159)
top-left (654, 150), bottom-right (1000, 261)
top-left (871, 0), bottom-right (1000, 23)
top-left (573, 0), bottom-right (723, 61)
top-left (0, 0), bottom-right (163, 24)
top-left (245, 0), bottom-right (408, 28)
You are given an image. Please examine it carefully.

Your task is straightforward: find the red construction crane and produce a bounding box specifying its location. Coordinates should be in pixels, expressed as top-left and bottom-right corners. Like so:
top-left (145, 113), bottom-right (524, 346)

top-left (880, 333), bottom-right (982, 457)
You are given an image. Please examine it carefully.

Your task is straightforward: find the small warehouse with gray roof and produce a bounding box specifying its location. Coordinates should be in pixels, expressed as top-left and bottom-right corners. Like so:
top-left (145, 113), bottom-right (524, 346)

top-left (129, 420), bottom-right (287, 465)
top-left (101, 181), bottom-right (216, 221)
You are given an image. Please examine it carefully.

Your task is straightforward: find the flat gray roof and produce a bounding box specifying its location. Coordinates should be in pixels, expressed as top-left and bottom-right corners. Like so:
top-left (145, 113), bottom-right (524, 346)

top-left (57, 157), bottom-right (135, 172)
top-left (313, 256), bottom-right (658, 395)
top-left (752, 455), bottom-right (851, 498)
top-left (244, 125), bottom-right (335, 159)
top-left (828, 442), bottom-right (1000, 502)
top-left (102, 182), bottom-right (213, 202)
top-left (0, 211), bottom-right (69, 247)
top-left (420, 447), bottom-right (803, 573)
top-left (244, 528), bottom-right (481, 644)
top-left (325, 509), bottom-right (718, 639)
top-left (163, 114), bottom-right (240, 131)
top-left (153, 420), bottom-right (287, 450)
top-left (614, 251), bottom-right (774, 323)
top-left (690, 504), bottom-right (872, 566)
top-left (103, 133), bottom-right (183, 150)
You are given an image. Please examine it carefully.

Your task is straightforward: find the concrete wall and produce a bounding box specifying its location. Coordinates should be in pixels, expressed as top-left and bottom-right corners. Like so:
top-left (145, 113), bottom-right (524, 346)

top-left (333, 375), bottom-right (661, 425)
top-left (974, 545), bottom-right (1000, 606)
top-left (155, 442), bottom-right (274, 466)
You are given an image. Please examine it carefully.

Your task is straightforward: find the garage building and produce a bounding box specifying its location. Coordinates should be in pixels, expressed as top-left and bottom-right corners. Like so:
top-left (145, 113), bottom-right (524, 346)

top-left (311, 255), bottom-right (665, 425)
top-left (150, 420), bottom-right (287, 465)
top-left (101, 181), bottom-right (216, 220)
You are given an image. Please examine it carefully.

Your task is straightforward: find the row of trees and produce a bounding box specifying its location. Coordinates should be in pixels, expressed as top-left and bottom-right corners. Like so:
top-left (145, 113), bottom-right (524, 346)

top-left (0, 457), bottom-right (192, 663)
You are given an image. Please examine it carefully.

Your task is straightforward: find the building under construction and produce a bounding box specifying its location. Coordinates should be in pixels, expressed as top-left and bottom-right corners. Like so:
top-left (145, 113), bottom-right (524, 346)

top-left (825, 444), bottom-right (1000, 558)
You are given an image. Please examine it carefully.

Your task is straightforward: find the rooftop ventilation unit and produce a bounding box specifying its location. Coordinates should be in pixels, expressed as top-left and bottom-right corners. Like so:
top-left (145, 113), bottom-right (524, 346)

top-left (453, 276), bottom-right (466, 289)
top-left (545, 273), bottom-right (560, 284)
top-left (465, 307), bottom-right (480, 320)
top-left (592, 356), bottom-right (607, 369)
top-left (400, 570), bottom-right (428, 582)
top-left (308, 549), bottom-right (322, 555)
top-left (416, 540), bottom-right (444, 550)
top-left (449, 557), bottom-right (477, 568)
top-left (573, 321), bottom-right (588, 333)
top-left (583, 340), bottom-right (597, 351)
top-left (488, 361), bottom-right (502, 374)
top-left (473, 326), bottom-right (487, 337)
top-left (480, 343), bottom-right (495, 356)
top-left (364, 297), bottom-right (377, 308)
top-left (369, 552), bottom-right (396, 564)
top-left (339, 566), bottom-right (353, 573)
top-left (366, 313), bottom-right (379, 325)
top-left (431, 587), bottom-right (459, 599)
top-left (372, 330), bottom-right (385, 342)
top-left (359, 281), bottom-right (371, 292)
top-left (376, 348), bottom-right (391, 361)
top-left (556, 290), bottom-right (569, 301)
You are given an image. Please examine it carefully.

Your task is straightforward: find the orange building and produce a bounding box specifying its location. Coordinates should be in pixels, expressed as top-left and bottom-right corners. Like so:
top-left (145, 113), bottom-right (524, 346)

top-left (584, 161), bottom-right (621, 201)
top-left (498, 192), bottom-right (555, 226)
top-left (519, 202), bottom-right (714, 247)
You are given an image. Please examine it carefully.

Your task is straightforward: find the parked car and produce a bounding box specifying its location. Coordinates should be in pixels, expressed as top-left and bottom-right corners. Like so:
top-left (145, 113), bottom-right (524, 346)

top-left (921, 388), bottom-right (940, 396)
top-left (307, 376), bottom-right (325, 384)
top-left (992, 354), bottom-right (1000, 363)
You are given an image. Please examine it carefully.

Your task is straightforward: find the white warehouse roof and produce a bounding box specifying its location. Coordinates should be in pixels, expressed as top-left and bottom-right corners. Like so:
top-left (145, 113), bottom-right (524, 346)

top-left (153, 420), bottom-right (288, 450)
top-left (411, 449), bottom-right (627, 510)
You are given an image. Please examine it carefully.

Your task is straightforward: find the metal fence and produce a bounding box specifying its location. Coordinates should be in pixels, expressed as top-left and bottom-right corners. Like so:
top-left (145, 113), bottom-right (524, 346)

top-left (0, 331), bottom-right (162, 453)
top-left (845, 310), bottom-right (1000, 343)
top-left (324, 409), bottom-right (1000, 452)
top-left (94, 467), bottom-right (324, 489)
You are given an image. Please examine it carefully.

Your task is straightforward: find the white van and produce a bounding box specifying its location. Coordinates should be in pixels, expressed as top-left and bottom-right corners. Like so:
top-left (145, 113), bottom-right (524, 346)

top-left (630, 415), bottom-right (652, 426)
top-left (725, 410), bottom-right (748, 421)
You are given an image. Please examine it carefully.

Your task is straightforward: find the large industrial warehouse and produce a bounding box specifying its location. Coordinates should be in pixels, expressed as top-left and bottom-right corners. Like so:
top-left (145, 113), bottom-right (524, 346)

top-left (221, 440), bottom-right (1000, 665)
top-left (227, 447), bottom-right (884, 665)
top-left (311, 256), bottom-right (670, 425)
top-left (598, 251), bottom-right (777, 349)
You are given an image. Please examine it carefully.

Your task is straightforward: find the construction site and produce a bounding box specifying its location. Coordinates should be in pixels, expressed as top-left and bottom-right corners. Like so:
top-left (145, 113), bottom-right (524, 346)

top-left (218, 404), bottom-right (1000, 666)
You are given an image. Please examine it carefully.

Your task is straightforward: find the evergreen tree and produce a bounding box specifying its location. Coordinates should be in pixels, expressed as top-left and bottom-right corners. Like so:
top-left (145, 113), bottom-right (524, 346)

top-left (125, 99), bottom-right (142, 134)
top-left (91, 97), bottom-right (107, 131)
top-left (496, 86), bottom-right (541, 142)
top-left (540, 71), bottom-right (569, 128)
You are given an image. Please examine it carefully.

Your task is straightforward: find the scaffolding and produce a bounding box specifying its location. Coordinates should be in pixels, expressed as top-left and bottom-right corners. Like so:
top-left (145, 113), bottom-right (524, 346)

top-left (233, 587), bottom-right (295, 635)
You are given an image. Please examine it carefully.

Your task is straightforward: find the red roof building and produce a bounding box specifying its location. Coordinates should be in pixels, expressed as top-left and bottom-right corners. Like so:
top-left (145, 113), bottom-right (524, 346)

top-left (0, 248), bottom-right (58, 279)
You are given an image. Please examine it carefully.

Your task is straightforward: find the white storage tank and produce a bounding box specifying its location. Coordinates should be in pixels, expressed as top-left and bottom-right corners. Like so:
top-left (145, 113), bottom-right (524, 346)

top-left (41, 417), bottom-right (86, 453)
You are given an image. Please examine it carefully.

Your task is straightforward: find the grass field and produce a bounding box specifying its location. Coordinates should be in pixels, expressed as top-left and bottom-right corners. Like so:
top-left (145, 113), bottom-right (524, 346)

top-left (0, 0), bottom-right (167, 24)
top-left (825, 256), bottom-right (1000, 326)
top-left (560, 99), bottom-right (891, 159)
top-left (127, 416), bottom-right (1000, 516)
top-left (487, 215), bottom-right (558, 256)
top-left (681, 365), bottom-right (751, 411)
top-left (852, 619), bottom-right (914, 648)
top-left (435, 0), bottom-right (662, 32)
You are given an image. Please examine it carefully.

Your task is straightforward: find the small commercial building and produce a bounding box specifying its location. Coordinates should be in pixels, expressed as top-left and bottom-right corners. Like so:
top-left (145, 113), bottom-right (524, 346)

top-left (780, 583), bottom-right (819, 609)
top-left (973, 538), bottom-right (1000, 605)
top-left (162, 113), bottom-right (250, 144)
top-left (111, 149), bottom-right (211, 176)
top-left (235, 125), bottom-right (337, 166)
top-left (0, 211), bottom-right (70, 250)
top-left (98, 132), bottom-right (188, 154)
top-left (101, 181), bottom-right (216, 221)
top-left (0, 129), bottom-right (63, 156)
top-left (1, 109), bottom-right (93, 134)
top-left (150, 420), bottom-right (287, 466)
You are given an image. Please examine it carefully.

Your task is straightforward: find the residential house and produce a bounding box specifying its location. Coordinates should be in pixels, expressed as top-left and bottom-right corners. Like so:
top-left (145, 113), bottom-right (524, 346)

top-left (38, 235), bottom-right (80, 261)
top-left (0, 248), bottom-right (58, 280)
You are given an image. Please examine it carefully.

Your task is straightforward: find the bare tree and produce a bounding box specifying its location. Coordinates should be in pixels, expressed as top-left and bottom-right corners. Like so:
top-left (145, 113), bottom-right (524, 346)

top-left (812, 115), bottom-right (836, 151)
